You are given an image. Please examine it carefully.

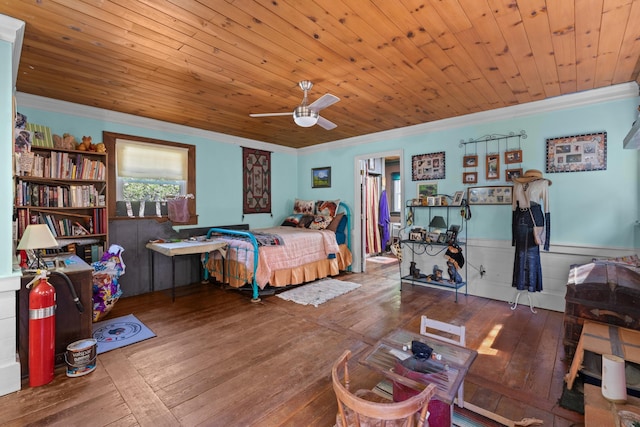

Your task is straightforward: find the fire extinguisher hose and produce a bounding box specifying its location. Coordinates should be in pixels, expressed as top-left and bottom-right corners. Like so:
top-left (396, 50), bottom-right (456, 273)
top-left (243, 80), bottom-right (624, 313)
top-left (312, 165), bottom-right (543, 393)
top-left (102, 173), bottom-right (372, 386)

top-left (49, 270), bottom-right (84, 313)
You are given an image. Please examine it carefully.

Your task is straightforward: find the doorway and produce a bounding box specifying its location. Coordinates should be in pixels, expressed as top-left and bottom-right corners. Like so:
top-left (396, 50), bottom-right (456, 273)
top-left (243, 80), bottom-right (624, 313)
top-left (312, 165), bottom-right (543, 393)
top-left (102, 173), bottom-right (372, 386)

top-left (352, 150), bottom-right (404, 273)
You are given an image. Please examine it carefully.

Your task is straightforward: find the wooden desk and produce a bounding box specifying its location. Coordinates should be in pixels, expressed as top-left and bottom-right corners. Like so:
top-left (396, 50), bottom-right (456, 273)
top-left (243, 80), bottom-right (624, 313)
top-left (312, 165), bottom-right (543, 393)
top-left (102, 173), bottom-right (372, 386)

top-left (360, 328), bottom-right (478, 405)
top-left (146, 239), bottom-right (227, 301)
top-left (565, 320), bottom-right (640, 390)
top-left (584, 383), bottom-right (640, 426)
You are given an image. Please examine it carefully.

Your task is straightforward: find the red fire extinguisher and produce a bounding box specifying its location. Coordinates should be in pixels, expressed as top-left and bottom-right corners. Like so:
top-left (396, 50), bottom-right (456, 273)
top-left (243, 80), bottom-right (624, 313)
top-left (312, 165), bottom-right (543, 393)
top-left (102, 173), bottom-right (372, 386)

top-left (26, 270), bottom-right (56, 387)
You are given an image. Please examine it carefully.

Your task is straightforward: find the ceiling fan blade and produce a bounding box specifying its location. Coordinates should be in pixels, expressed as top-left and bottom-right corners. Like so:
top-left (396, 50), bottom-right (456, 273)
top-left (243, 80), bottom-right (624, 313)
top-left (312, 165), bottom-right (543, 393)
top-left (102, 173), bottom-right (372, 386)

top-left (249, 112), bottom-right (292, 117)
top-left (317, 115), bottom-right (337, 130)
top-left (308, 94), bottom-right (340, 111)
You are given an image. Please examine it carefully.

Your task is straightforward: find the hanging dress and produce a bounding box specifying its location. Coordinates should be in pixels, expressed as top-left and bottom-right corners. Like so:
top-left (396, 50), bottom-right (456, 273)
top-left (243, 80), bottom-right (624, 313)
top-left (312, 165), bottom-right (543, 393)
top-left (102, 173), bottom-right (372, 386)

top-left (379, 189), bottom-right (391, 251)
top-left (511, 179), bottom-right (551, 292)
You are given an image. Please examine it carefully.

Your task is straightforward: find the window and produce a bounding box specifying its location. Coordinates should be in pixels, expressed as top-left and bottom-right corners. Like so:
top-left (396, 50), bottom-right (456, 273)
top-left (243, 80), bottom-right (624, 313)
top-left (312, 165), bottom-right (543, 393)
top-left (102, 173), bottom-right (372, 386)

top-left (392, 172), bottom-right (402, 213)
top-left (103, 132), bottom-right (197, 224)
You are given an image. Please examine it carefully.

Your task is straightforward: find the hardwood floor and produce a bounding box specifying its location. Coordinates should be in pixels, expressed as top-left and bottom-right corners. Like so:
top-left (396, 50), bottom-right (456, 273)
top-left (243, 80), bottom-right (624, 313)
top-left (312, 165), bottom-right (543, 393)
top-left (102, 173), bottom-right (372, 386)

top-left (0, 257), bottom-right (583, 426)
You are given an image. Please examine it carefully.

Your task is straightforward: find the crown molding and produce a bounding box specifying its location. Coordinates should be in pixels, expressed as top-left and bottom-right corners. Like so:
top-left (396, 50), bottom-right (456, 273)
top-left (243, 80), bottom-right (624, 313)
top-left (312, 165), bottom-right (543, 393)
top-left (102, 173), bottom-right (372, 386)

top-left (0, 14), bottom-right (25, 89)
top-left (14, 92), bottom-right (297, 155)
top-left (17, 82), bottom-right (639, 156)
top-left (299, 82), bottom-right (640, 155)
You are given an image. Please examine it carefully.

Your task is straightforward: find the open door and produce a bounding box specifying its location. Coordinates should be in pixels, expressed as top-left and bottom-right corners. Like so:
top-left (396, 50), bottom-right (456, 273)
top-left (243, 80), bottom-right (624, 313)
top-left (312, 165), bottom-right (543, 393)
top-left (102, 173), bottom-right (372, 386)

top-left (353, 150), bottom-right (403, 273)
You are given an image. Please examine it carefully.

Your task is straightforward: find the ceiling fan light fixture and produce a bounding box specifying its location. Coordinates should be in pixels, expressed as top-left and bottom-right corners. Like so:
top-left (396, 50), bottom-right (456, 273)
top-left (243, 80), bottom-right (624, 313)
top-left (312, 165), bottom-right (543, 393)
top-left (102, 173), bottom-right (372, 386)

top-left (293, 106), bottom-right (318, 127)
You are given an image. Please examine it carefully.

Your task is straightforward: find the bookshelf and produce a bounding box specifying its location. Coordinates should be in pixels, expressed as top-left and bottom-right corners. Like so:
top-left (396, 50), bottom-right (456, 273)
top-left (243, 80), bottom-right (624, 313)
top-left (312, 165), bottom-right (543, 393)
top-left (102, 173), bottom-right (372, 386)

top-left (14, 146), bottom-right (108, 263)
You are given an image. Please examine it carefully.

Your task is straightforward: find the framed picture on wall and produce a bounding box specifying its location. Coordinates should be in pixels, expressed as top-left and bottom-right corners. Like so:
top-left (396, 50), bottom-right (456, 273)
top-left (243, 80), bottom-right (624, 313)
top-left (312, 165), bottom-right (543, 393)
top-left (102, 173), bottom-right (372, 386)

top-left (504, 149), bottom-right (522, 164)
top-left (412, 151), bottom-right (445, 181)
top-left (486, 154), bottom-right (500, 180)
top-left (417, 182), bottom-right (438, 199)
top-left (463, 172), bottom-right (477, 184)
top-left (505, 168), bottom-right (523, 182)
top-left (545, 131), bottom-right (607, 173)
top-left (463, 154), bottom-right (478, 168)
top-left (467, 185), bottom-right (513, 205)
top-left (312, 166), bottom-right (331, 188)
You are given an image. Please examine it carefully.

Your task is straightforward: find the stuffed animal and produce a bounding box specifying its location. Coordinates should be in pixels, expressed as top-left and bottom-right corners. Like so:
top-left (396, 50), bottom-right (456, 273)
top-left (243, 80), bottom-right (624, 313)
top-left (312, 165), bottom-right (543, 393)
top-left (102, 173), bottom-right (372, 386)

top-left (77, 135), bottom-right (97, 152)
top-left (53, 133), bottom-right (76, 150)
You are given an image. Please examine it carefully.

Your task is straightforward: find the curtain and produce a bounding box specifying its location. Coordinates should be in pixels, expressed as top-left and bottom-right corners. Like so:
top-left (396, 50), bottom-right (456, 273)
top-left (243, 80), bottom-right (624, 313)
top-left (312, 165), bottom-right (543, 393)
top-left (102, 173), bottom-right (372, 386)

top-left (366, 175), bottom-right (381, 254)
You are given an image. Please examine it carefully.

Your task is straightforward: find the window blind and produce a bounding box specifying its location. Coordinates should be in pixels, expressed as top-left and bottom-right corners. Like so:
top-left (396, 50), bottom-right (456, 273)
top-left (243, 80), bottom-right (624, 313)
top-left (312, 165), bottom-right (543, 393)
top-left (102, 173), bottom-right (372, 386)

top-left (116, 139), bottom-right (188, 180)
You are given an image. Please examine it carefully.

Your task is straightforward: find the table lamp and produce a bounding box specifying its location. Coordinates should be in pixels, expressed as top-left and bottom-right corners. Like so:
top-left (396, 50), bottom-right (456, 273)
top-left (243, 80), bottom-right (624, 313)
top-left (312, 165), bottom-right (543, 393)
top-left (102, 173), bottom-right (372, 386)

top-left (429, 216), bottom-right (447, 233)
top-left (17, 224), bottom-right (59, 269)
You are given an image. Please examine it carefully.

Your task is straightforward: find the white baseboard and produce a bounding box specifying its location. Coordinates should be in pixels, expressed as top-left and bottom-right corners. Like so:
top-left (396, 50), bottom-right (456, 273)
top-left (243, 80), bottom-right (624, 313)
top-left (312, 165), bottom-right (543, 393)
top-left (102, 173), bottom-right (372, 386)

top-left (0, 356), bottom-right (21, 396)
top-left (401, 239), bottom-right (638, 312)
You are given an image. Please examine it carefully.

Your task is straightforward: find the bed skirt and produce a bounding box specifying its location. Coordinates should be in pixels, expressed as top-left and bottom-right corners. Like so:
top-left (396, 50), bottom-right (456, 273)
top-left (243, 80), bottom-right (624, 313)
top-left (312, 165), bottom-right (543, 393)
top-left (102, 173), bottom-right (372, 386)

top-left (206, 244), bottom-right (352, 289)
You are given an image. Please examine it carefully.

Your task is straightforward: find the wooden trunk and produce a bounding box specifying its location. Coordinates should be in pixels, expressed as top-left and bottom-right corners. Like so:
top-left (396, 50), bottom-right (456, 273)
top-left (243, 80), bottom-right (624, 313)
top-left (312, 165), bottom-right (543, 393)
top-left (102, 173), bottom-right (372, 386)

top-left (563, 262), bottom-right (640, 360)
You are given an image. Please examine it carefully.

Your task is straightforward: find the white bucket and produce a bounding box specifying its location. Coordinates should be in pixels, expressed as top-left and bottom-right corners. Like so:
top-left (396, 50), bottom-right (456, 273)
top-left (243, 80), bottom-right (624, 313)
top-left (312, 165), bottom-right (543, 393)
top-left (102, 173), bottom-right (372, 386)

top-left (65, 338), bottom-right (97, 377)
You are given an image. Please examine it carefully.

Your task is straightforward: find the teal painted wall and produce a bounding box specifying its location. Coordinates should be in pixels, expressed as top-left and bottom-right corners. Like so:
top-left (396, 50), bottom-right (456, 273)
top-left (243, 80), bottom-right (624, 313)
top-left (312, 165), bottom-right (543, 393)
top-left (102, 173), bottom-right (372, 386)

top-left (13, 91), bottom-right (640, 251)
top-left (15, 107), bottom-right (299, 229)
top-left (298, 96), bottom-right (639, 249)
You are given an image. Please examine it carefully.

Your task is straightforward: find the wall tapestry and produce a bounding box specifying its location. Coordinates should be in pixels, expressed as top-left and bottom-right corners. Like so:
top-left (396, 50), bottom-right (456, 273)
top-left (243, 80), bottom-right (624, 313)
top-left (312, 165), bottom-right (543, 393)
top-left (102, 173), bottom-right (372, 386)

top-left (243, 147), bottom-right (271, 215)
top-left (411, 151), bottom-right (445, 181)
top-left (545, 131), bottom-right (607, 173)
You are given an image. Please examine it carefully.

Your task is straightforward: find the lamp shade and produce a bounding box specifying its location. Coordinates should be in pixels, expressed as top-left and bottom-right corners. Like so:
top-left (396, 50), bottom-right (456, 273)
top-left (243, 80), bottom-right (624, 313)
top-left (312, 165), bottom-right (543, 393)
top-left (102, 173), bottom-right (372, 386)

top-left (429, 216), bottom-right (447, 229)
top-left (17, 224), bottom-right (58, 250)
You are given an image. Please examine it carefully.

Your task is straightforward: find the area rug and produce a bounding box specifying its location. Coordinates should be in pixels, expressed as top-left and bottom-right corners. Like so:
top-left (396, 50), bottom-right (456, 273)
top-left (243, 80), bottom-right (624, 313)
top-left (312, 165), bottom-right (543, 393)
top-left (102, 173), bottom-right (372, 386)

top-left (452, 407), bottom-right (500, 427)
top-left (276, 278), bottom-right (360, 307)
top-left (367, 256), bottom-right (398, 264)
top-left (92, 314), bottom-right (156, 354)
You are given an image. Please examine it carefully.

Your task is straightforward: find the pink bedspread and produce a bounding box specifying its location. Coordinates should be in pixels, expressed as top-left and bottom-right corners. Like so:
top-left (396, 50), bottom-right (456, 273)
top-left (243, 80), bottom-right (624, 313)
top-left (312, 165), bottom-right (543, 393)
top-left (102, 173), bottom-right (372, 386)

top-left (212, 226), bottom-right (341, 288)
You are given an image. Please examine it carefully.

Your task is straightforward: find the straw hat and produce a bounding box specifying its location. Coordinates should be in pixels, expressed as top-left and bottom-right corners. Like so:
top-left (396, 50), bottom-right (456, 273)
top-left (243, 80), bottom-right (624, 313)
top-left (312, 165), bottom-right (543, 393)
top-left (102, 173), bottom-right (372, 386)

top-left (513, 169), bottom-right (552, 186)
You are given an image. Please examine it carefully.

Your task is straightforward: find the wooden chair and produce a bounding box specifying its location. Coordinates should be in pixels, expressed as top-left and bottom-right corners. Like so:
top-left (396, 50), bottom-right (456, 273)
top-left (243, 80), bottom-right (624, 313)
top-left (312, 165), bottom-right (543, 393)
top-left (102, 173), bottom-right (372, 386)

top-left (419, 315), bottom-right (466, 409)
top-left (332, 350), bottom-right (437, 427)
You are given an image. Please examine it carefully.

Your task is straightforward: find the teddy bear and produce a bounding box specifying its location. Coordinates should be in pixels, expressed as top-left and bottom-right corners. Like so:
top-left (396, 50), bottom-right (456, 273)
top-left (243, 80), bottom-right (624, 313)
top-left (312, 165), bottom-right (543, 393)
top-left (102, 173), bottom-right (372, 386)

top-left (53, 133), bottom-right (76, 150)
top-left (76, 136), bottom-right (98, 152)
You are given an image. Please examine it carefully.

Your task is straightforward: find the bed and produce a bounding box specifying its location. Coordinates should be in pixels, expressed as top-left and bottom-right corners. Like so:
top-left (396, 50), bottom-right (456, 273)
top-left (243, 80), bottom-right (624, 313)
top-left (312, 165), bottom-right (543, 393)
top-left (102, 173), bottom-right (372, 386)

top-left (204, 200), bottom-right (352, 301)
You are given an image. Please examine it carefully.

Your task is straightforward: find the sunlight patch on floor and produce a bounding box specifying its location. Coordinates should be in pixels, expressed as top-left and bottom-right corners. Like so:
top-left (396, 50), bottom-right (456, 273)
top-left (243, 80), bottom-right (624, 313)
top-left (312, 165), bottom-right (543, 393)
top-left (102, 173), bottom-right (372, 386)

top-left (477, 324), bottom-right (502, 355)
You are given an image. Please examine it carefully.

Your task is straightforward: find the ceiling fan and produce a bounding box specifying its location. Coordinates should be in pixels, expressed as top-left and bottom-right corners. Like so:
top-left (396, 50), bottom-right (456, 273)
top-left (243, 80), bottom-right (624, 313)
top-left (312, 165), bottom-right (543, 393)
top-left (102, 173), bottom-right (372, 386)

top-left (250, 81), bottom-right (340, 129)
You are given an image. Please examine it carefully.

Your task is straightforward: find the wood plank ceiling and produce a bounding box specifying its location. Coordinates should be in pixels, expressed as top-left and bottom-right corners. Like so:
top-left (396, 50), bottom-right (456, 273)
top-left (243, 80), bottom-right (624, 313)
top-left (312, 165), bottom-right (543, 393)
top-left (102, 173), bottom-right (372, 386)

top-left (3, 0), bottom-right (640, 149)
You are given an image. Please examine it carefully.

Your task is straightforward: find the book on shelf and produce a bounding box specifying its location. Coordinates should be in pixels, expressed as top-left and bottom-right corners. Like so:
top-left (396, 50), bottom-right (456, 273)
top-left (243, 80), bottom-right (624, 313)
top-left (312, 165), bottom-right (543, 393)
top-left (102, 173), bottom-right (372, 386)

top-left (26, 150), bottom-right (105, 180)
top-left (15, 181), bottom-right (103, 208)
top-left (66, 242), bottom-right (104, 264)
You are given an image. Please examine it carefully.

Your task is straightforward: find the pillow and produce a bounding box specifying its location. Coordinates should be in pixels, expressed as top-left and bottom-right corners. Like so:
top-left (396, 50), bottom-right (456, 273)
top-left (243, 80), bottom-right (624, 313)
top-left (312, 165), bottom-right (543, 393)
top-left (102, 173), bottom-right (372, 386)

top-left (281, 214), bottom-right (305, 227)
top-left (308, 215), bottom-right (334, 230)
top-left (335, 214), bottom-right (348, 235)
top-left (293, 199), bottom-right (315, 215)
top-left (316, 199), bottom-right (340, 217)
top-left (326, 213), bottom-right (345, 232)
top-left (297, 214), bottom-right (316, 228)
